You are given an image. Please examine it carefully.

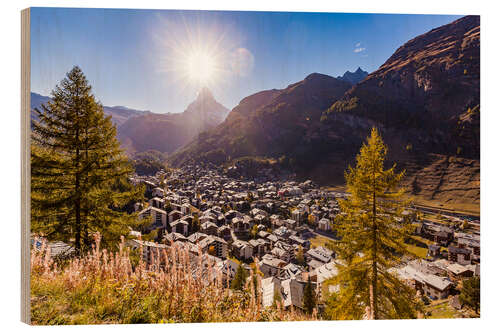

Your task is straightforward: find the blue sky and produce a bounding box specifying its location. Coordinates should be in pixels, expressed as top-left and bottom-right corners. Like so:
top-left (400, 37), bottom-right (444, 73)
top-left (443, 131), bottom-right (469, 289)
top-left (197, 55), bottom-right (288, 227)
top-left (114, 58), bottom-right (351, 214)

top-left (30, 8), bottom-right (462, 113)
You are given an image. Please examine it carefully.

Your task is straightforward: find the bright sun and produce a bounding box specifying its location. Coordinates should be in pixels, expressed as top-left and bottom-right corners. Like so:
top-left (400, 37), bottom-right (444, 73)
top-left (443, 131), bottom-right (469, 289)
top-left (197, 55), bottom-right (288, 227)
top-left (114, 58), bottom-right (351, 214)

top-left (185, 50), bottom-right (217, 85)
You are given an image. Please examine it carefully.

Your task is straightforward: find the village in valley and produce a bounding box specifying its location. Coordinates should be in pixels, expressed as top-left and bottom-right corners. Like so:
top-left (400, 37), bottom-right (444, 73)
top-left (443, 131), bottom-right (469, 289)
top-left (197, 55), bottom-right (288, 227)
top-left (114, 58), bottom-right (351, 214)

top-left (105, 162), bottom-right (481, 318)
top-left (26, 11), bottom-right (481, 323)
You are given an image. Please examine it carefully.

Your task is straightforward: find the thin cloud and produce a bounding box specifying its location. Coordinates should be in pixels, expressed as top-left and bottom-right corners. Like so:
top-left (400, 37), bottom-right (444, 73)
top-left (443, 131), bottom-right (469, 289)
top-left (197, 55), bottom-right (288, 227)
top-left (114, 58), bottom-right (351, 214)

top-left (354, 47), bottom-right (366, 53)
top-left (355, 42), bottom-right (361, 47)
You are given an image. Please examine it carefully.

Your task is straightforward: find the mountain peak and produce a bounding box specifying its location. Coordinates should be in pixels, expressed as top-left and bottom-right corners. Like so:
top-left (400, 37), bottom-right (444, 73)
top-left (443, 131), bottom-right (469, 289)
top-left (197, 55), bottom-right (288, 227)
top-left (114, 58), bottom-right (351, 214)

top-left (304, 73), bottom-right (332, 81)
top-left (197, 87), bottom-right (214, 101)
top-left (337, 67), bottom-right (368, 85)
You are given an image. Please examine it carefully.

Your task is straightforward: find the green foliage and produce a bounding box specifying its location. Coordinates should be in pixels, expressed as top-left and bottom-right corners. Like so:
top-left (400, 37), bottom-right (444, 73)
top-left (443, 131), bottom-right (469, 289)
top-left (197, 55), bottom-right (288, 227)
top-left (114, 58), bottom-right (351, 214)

top-left (250, 225), bottom-right (259, 239)
top-left (231, 263), bottom-right (249, 291)
top-left (31, 66), bottom-right (143, 252)
top-left (460, 276), bottom-right (480, 314)
top-left (191, 215), bottom-right (200, 233)
top-left (142, 229), bottom-right (159, 242)
top-left (296, 246), bottom-right (305, 266)
top-left (322, 292), bottom-right (340, 320)
top-left (302, 277), bottom-right (316, 314)
top-left (330, 127), bottom-right (419, 319)
top-left (326, 97), bottom-right (360, 115)
top-left (273, 289), bottom-right (282, 308)
top-left (132, 151), bottom-right (166, 176)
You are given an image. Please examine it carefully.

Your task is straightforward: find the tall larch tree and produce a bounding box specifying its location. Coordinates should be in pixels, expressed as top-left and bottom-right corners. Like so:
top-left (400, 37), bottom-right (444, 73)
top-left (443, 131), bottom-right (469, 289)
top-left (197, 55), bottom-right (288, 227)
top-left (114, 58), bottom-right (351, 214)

top-left (329, 127), bottom-right (420, 319)
top-left (31, 66), bottom-right (143, 253)
top-left (302, 277), bottom-right (316, 314)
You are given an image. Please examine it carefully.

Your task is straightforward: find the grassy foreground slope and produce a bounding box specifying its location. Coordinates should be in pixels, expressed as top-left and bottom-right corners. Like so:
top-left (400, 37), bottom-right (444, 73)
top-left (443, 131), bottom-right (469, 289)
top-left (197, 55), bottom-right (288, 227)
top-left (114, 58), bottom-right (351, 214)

top-left (31, 235), bottom-right (313, 325)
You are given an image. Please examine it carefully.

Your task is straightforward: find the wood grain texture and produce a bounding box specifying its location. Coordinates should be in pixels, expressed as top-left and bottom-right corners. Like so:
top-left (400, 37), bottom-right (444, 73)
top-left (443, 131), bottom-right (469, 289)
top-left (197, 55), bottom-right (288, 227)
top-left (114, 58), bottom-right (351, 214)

top-left (21, 7), bottom-right (31, 325)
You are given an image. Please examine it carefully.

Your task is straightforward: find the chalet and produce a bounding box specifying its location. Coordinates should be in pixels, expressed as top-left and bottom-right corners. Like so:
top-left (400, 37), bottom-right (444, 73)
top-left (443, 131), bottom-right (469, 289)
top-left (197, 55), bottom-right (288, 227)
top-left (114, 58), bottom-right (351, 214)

top-left (152, 187), bottom-right (165, 198)
top-left (187, 232), bottom-right (207, 244)
top-left (249, 238), bottom-right (268, 257)
top-left (394, 264), bottom-right (453, 300)
top-left (201, 221), bottom-right (219, 236)
top-left (271, 241), bottom-right (295, 262)
top-left (258, 230), bottom-right (270, 239)
top-left (261, 276), bottom-right (282, 307)
top-left (232, 240), bottom-right (254, 260)
top-left (149, 197), bottom-right (165, 210)
top-left (181, 203), bottom-right (191, 215)
top-left (170, 219), bottom-right (189, 236)
top-left (168, 210), bottom-right (182, 224)
top-left (266, 233), bottom-right (279, 246)
top-left (284, 218), bottom-right (298, 230)
top-left (307, 259), bottom-right (324, 271)
top-left (232, 216), bottom-right (251, 235)
top-left (164, 232), bottom-right (188, 244)
top-left (457, 237), bottom-right (480, 260)
top-left (215, 259), bottom-right (242, 285)
top-left (306, 246), bottom-right (334, 264)
top-left (448, 246), bottom-right (472, 265)
top-left (310, 260), bottom-right (339, 298)
top-left (126, 239), bottom-right (169, 266)
top-left (318, 218), bottom-right (331, 232)
top-left (289, 235), bottom-right (310, 250)
top-left (259, 255), bottom-right (287, 278)
top-left (273, 226), bottom-right (291, 240)
top-left (218, 225), bottom-right (232, 241)
top-left (254, 214), bottom-right (268, 226)
top-left (446, 263), bottom-right (475, 280)
top-left (138, 206), bottom-right (167, 229)
top-left (283, 263), bottom-right (305, 280)
top-left (291, 209), bottom-right (302, 224)
top-left (281, 278), bottom-right (308, 311)
top-left (198, 235), bottom-right (228, 259)
top-left (427, 244), bottom-right (441, 258)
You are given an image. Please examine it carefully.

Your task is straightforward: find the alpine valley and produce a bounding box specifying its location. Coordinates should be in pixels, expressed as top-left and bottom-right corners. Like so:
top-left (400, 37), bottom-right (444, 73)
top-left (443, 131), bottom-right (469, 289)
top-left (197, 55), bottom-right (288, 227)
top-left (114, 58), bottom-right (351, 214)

top-left (169, 15), bottom-right (480, 211)
top-left (31, 16), bottom-right (479, 211)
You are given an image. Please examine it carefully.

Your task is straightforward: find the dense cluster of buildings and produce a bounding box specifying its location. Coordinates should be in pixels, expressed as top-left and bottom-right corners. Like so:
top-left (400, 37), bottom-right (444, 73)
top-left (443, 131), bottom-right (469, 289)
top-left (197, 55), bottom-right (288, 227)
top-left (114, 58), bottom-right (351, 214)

top-left (127, 165), bottom-right (345, 311)
top-left (125, 164), bottom-right (480, 313)
top-left (33, 164), bottom-right (479, 314)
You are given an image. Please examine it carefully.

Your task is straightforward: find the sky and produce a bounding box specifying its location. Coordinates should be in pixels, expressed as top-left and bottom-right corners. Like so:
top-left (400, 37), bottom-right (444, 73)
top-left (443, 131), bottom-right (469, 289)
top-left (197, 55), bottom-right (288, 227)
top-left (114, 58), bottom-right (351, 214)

top-left (30, 8), bottom-right (462, 113)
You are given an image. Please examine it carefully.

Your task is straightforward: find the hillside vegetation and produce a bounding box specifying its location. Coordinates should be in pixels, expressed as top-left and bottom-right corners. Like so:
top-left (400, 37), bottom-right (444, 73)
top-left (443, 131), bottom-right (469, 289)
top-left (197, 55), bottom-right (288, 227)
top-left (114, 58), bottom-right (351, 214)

top-left (31, 235), bottom-right (313, 324)
top-left (169, 16), bottom-right (480, 209)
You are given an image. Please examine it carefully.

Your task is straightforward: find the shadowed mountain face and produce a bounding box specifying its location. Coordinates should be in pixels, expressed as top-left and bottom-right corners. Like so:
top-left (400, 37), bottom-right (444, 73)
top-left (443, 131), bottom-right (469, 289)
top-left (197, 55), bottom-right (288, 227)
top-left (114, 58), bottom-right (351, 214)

top-left (31, 92), bottom-right (148, 126)
top-left (337, 67), bottom-right (368, 85)
top-left (168, 73), bottom-right (352, 166)
top-left (321, 15), bottom-right (479, 206)
top-left (170, 16), bottom-right (480, 208)
top-left (31, 89), bottom-right (230, 155)
top-left (117, 88), bottom-right (229, 154)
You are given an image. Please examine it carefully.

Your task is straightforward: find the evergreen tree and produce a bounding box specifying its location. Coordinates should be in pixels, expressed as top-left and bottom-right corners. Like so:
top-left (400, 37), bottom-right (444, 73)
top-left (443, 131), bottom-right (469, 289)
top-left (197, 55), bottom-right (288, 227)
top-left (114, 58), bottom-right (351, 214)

top-left (272, 289), bottom-right (282, 308)
top-left (460, 276), bottom-right (480, 314)
top-left (330, 127), bottom-right (418, 319)
top-left (231, 263), bottom-right (248, 291)
top-left (251, 224), bottom-right (259, 239)
top-left (302, 277), bottom-right (316, 314)
top-left (296, 245), bottom-right (305, 266)
top-left (31, 66), bottom-right (143, 252)
top-left (191, 214), bottom-right (200, 233)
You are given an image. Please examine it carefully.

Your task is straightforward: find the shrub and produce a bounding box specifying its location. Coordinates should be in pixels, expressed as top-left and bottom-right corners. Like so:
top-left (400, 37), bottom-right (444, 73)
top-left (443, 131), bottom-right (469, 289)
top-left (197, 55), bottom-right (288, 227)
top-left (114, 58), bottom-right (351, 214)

top-left (31, 234), bottom-right (313, 324)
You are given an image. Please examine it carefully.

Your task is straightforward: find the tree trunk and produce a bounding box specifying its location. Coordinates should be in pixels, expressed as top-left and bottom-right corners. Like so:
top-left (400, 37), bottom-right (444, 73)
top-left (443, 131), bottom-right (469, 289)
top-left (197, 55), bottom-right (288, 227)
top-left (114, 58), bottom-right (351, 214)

top-left (74, 116), bottom-right (81, 253)
top-left (371, 183), bottom-right (378, 319)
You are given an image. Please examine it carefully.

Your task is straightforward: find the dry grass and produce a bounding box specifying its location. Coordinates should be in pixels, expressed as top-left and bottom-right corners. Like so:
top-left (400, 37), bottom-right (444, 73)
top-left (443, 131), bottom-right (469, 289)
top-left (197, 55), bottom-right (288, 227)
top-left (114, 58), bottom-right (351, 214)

top-left (31, 234), bottom-right (314, 325)
top-left (310, 235), bottom-right (335, 249)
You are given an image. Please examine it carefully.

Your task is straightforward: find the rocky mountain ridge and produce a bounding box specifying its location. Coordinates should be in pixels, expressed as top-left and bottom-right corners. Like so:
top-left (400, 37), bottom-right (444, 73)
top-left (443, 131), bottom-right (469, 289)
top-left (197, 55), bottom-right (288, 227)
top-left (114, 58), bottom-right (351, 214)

top-left (169, 15), bottom-right (480, 208)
